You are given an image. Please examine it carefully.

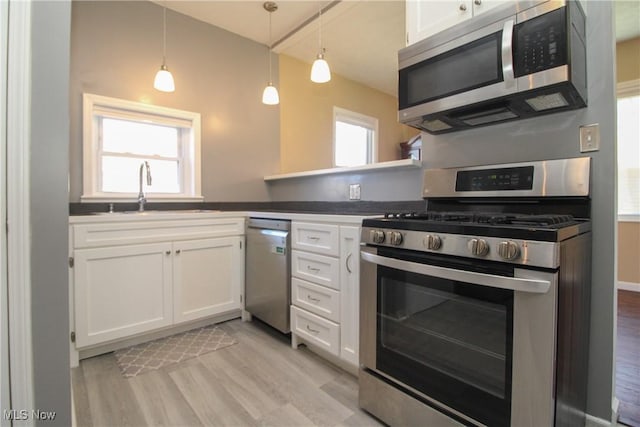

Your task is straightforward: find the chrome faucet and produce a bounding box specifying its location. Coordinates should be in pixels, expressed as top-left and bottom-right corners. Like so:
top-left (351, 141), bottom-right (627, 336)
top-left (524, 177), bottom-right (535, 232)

top-left (138, 161), bottom-right (152, 212)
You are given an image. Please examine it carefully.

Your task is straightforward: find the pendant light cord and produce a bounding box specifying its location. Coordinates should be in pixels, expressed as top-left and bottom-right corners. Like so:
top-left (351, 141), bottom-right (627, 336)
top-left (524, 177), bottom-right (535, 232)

top-left (162, 6), bottom-right (167, 65)
top-left (318, 4), bottom-right (322, 52)
top-left (268, 10), bottom-right (273, 83)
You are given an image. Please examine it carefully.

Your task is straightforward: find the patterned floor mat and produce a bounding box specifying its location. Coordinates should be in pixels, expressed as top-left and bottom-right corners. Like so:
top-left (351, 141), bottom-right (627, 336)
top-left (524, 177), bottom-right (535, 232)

top-left (114, 324), bottom-right (237, 378)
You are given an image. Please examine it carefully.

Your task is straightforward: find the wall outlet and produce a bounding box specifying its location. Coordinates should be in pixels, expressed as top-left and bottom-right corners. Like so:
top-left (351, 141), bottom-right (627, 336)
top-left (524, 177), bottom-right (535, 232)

top-left (349, 184), bottom-right (361, 200)
top-left (579, 124), bottom-right (600, 152)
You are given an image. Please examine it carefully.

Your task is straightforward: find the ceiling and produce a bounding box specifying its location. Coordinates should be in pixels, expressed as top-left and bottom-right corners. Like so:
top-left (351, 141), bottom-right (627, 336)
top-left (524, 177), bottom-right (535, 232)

top-left (158, 1), bottom-right (639, 97)
top-left (615, 0), bottom-right (640, 42)
top-left (157, 0), bottom-right (404, 96)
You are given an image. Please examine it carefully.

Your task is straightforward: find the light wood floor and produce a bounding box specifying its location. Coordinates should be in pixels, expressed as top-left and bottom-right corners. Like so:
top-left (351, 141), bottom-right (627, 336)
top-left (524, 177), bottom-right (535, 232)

top-left (71, 318), bottom-right (384, 427)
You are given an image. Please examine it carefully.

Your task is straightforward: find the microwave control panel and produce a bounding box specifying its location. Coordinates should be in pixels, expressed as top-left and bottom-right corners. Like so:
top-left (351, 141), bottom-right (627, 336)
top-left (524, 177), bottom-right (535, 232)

top-left (513, 7), bottom-right (567, 77)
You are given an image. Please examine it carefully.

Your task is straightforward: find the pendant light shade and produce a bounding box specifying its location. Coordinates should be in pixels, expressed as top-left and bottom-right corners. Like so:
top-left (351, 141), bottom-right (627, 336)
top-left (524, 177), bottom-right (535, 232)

top-left (311, 51), bottom-right (331, 83)
top-left (262, 83), bottom-right (280, 105)
top-left (154, 65), bottom-right (175, 92)
top-left (310, 4), bottom-right (331, 83)
top-left (262, 2), bottom-right (279, 105)
top-left (154, 6), bottom-right (175, 92)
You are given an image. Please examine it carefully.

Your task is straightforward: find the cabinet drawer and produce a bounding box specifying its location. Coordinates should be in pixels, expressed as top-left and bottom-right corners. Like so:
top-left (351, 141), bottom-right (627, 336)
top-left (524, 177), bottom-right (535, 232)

top-left (73, 218), bottom-right (244, 248)
top-left (291, 250), bottom-right (340, 290)
top-left (292, 222), bottom-right (339, 256)
top-left (291, 306), bottom-right (339, 356)
top-left (292, 278), bottom-right (340, 322)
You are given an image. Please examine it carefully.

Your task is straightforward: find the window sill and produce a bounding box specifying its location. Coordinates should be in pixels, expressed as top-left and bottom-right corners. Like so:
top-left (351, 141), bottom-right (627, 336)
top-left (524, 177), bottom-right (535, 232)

top-left (618, 215), bottom-right (640, 223)
top-left (264, 159), bottom-right (422, 181)
top-left (80, 195), bottom-right (204, 203)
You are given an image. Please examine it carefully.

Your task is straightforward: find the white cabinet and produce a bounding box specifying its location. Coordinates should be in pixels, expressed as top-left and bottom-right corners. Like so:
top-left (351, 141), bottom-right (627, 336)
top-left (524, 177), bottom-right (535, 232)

top-left (406, 0), bottom-right (507, 46)
top-left (291, 250), bottom-right (340, 290)
top-left (290, 221), bottom-right (361, 368)
top-left (292, 278), bottom-right (340, 322)
top-left (74, 243), bottom-right (173, 348)
top-left (471, 0), bottom-right (506, 16)
top-left (292, 222), bottom-right (339, 256)
top-left (71, 217), bottom-right (244, 350)
top-left (339, 225), bottom-right (360, 366)
top-left (291, 306), bottom-right (340, 356)
top-left (173, 237), bottom-right (243, 323)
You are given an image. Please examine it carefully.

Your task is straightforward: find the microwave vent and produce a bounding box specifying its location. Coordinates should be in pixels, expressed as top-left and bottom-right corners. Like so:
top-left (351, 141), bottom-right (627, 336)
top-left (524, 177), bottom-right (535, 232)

top-left (422, 119), bottom-right (452, 132)
top-left (525, 93), bottom-right (570, 111)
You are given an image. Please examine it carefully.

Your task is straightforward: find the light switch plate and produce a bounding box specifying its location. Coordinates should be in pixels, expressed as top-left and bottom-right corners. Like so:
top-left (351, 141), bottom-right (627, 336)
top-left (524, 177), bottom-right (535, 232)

top-left (349, 184), bottom-right (361, 200)
top-left (579, 124), bottom-right (600, 152)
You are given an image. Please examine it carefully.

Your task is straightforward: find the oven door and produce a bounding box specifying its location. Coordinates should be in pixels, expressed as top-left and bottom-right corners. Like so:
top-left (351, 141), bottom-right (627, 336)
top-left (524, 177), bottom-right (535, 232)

top-left (360, 246), bottom-right (557, 427)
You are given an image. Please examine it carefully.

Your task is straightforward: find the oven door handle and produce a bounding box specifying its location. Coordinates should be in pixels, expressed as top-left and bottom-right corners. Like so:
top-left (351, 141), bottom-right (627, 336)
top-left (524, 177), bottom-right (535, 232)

top-left (361, 251), bottom-right (550, 294)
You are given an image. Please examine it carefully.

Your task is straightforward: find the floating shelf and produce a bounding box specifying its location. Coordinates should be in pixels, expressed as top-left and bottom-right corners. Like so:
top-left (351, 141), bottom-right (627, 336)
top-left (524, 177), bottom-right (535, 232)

top-left (264, 159), bottom-right (422, 181)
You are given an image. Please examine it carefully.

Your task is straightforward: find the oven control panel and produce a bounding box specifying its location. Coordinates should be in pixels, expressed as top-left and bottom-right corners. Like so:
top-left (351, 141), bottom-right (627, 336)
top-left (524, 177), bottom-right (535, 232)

top-left (362, 227), bottom-right (559, 269)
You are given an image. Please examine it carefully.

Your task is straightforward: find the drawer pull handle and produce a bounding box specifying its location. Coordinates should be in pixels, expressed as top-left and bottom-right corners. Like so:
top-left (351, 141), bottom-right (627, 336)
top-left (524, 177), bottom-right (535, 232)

top-left (346, 253), bottom-right (353, 274)
top-left (175, 249), bottom-right (181, 254)
top-left (307, 266), bottom-right (320, 272)
top-left (165, 251), bottom-right (171, 255)
top-left (306, 325), bottom-right (320, 334)
top-left (307, 295), bottom-right (321, 303)
top-left (307, 236), bottom-right (320, 241)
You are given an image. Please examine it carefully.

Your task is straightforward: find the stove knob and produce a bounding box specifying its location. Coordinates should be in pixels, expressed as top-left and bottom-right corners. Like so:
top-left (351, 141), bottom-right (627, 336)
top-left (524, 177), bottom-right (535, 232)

top-left (468, 238), bottom-right (489, 256)
top-left (389, 231), bottom-right (404, 246)
top-left (498, 241), bottom-right (520, 260)
top-left (370, 230), bottom-right (386, 244)
top-left (423, 234), bottom-right (442, 250)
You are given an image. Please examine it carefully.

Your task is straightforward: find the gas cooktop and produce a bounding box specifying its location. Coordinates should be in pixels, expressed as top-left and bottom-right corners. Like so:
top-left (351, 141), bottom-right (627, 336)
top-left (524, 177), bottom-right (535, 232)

top-left (362, 158), bottom-right (592, 266)
top-left (381, 211), bottom-right (577, 227)
top-left (363, 211), bottom-right (591, 243)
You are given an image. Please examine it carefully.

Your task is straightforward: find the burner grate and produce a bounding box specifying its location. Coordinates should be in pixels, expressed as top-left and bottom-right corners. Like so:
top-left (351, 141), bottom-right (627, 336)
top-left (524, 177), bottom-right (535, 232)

top-left (382, 211), bottom-right (576, 227)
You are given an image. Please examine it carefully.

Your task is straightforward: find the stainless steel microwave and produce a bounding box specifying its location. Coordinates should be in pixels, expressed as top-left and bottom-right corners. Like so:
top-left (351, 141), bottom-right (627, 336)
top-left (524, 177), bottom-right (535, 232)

top-left (398, 0), bottom-right (587, 134)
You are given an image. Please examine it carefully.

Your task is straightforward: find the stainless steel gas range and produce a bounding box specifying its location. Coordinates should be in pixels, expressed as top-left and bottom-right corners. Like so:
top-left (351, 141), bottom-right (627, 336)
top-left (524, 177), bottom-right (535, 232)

top-left (359, 158), bottom-right (592, 427)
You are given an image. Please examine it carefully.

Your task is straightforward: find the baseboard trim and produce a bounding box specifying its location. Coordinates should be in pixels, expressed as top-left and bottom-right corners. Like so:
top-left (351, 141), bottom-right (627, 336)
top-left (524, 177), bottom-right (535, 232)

top-left (77, 311), bottom-right (241, 361)
top-left (293, 339), bottom-right (358, 377)
top-left (586, 414), bottom-right (613, 427)
top-left (617, 281), bottom-right (640, 292)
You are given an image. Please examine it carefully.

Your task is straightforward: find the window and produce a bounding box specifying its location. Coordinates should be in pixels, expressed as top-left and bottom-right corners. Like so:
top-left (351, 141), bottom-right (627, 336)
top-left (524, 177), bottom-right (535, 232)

top-left (82, 93), bottom-right (202, 201)
top-left (333, 107), bottom-right (378, 167)
top-left (617, 80), bottom-right (640, 219)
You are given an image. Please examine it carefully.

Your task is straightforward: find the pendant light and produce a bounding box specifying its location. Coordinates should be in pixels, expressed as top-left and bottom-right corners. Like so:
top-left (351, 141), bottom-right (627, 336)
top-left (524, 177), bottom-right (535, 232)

top-left (310, 4), bottom-right (331, 83)
top-left (154, 5), bottom-right (175, 92)
top-left (262, 2), bottom-right (280, 105)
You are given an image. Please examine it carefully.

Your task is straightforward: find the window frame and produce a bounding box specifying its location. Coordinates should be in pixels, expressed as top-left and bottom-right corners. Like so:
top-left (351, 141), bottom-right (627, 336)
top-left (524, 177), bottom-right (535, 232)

top-left (82, 93), bottom-right (202, 202)
top-left (332, 106), bottom-right (378, 168)
top-left (616, 79), bottom-right (640, 222)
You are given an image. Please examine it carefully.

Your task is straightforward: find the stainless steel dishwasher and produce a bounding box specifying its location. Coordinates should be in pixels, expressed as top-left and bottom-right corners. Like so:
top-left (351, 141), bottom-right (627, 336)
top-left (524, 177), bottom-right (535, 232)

top-left (245, 218), bottom-right (291, 333)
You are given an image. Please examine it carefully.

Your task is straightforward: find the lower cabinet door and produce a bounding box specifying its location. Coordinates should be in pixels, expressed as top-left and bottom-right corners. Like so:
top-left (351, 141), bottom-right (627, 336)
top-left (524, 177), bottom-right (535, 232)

top-left (291, 305), bottom-right (340, 356)
top-left (173, 236), bottom-right (243, 323)
top-left (339, 225), bottom-right (360, 366)
top-left (74, 243), bottom-right (173, 348)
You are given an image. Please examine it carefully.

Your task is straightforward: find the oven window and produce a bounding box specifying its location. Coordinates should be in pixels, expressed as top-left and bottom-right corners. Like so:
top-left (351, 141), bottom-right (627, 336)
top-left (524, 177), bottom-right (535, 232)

top-left (377, 266), bottom-right (513, 426)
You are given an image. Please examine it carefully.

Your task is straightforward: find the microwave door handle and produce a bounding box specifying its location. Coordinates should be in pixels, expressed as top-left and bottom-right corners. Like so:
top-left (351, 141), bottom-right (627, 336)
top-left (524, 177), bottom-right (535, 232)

top-left (361, 251), bottom-right (550, 294)
top-left (502, 19), bottom-right (515, 90)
